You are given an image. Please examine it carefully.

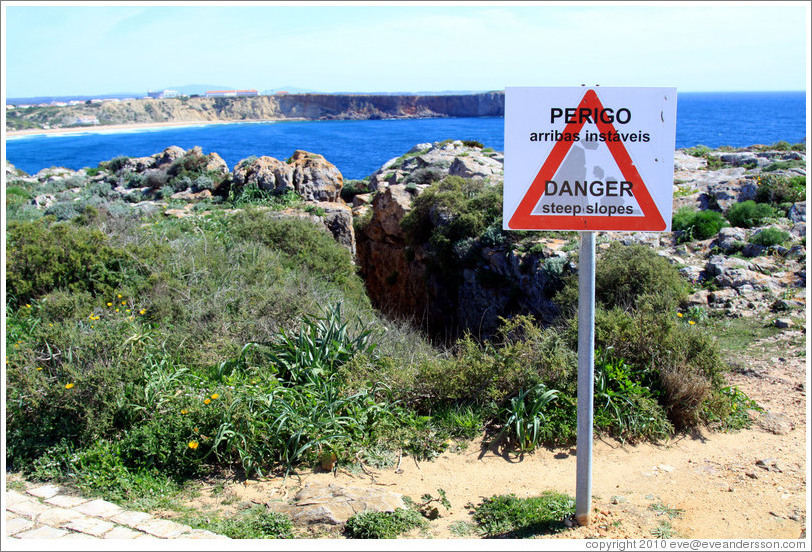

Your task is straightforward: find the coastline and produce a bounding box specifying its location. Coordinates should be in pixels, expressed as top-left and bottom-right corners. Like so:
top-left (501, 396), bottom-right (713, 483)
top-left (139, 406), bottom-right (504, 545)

top-left (4, 119), bottom-right (300, 138)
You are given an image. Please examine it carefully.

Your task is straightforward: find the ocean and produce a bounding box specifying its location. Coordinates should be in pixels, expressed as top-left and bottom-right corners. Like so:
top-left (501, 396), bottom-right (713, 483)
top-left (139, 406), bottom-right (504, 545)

top-left (5, 92), bottom-right (807, 180)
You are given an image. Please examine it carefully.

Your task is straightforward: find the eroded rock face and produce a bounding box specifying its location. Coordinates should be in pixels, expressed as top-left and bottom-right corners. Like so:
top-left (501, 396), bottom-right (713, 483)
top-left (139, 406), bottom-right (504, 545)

top-left (355, 144), bottom-right (565, 337)
top-left (355, 184), bottom-right (429, 321)
top-left (265, 482), bottom-right (405, 525)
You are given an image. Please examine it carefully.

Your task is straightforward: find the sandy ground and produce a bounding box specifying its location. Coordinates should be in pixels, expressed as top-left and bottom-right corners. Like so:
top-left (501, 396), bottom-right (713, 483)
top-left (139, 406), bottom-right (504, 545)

top-left (180, 329), bottom-right (809, 540)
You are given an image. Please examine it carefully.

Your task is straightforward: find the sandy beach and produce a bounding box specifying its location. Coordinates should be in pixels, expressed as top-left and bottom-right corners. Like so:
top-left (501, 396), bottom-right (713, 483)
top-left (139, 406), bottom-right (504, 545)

top-left (4, 119), bottom-right (296, 138)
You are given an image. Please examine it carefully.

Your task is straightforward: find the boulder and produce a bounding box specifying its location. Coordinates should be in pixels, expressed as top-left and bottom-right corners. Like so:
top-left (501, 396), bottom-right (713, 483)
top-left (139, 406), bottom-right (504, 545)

top-left (448, 155), bottom-right (503, 180)
top-left (155, 145), bottom-right (187, 167)
top-left (288, 150), bottom-right (343, 202)
top-left (716, 226), bottom-right (747, 253)
top-left (266, 482), bottom-right (405, 526)
top-left (757, 411), bottom-right (794, 435)
top-left (315, 202), bottom-right (355, 255)
top-left (232, 156), bottom-right (294, 194)
top-left (788, 202), bottom-right (806, 223)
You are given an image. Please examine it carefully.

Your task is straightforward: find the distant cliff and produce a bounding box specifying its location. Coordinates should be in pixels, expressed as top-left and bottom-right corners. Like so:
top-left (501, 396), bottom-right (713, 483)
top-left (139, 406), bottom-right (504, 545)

top-left (5, 93), bottom-right (505, 131)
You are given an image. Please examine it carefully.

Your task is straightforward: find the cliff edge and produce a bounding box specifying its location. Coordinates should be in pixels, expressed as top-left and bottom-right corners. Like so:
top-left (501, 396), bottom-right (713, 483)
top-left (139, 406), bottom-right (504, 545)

top-left (6, 92), bottom-right (505, 131)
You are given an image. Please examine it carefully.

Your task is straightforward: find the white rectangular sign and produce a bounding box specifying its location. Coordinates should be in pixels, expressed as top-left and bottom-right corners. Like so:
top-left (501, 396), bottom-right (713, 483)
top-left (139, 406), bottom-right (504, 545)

top-left (503, 86), bottom-right (677, 232)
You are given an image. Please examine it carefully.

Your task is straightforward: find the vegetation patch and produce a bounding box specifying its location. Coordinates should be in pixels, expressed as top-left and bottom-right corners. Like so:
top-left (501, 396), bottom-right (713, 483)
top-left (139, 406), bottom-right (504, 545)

top-left (469, 492), bottom-right (574, 538)
top-left (344, 508), bottom-right (426, 538)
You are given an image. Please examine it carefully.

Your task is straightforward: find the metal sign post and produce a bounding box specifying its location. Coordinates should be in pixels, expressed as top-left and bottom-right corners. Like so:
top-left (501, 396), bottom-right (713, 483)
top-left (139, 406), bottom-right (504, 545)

top-left (575, 230), bottom-right (596, 526)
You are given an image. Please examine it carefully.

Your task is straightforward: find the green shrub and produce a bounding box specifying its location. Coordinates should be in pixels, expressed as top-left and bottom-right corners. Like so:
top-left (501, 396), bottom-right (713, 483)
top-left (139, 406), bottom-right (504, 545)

top-left (756, 174), bottom-right (806, 205)
top-left (462, 140), bottom-right (484, 149)
top-left (5, 219), bottom-right (139, 306)
top-left (672, 207), bottom-right (727, 242)
top-left (344, 508), bottom-right (426, 539)
top-left (726, 200), bottom-right (776, 228)
top-left (471, 492), bottom-right (574, 537)
top-left (685, 145), bottom-right (712, 157)
top-left (559, 243), bottom-right (689, 314)
top-left (198, 506), bottom-right (295, 539)
top-left (589, 304), bottom-right (727, 429)
top-left (749, 227), bottom-right (791, 247)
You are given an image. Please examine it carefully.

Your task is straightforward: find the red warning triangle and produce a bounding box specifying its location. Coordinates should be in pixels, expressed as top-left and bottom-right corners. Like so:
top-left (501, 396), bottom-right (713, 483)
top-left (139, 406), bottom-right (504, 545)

top-left (508, 89), bottom-right (666, 231)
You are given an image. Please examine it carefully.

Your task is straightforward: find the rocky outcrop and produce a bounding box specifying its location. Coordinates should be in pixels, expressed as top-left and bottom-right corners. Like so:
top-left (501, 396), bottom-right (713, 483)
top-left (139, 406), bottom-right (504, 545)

top-left (356, 141), bottom-right (567, 338)
top-left (232, 150), bottom-right (343, 202)
top-left (355, 143), bottom-right (806, 338)
top-left (7, 93), bottom-right (505, 131)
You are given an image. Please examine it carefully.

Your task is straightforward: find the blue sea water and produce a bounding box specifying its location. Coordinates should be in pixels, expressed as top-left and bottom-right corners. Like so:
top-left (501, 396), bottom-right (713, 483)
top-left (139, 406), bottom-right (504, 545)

top-left (5, 92), bottom-right (806, 180)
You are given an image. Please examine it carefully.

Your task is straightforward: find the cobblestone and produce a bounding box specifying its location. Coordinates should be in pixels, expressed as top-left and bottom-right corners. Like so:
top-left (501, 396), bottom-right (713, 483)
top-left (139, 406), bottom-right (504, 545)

top-left (4, 480), bottom-right (230, 540)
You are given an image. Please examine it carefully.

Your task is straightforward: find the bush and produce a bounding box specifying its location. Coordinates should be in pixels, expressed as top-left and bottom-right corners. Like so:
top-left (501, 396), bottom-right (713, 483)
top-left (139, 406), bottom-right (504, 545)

top-left (726, 200), bottom-right (776, 228)
top-left (750, 227), bottom-right (791, 247)
top-left (345, 509), bottom-right (426, 538)
top-left (672, 207), bottom-right (727, 242)
top-left (559, 243), bottom-right (689, 314)
top-left (5, 219), bottom-right (138, 306)
top-left (590, 304), bottom-right (726, 429)
top-left (756, 174), bottom-right (806, 205)
top-left (471, 492), bottom-right (574, 537)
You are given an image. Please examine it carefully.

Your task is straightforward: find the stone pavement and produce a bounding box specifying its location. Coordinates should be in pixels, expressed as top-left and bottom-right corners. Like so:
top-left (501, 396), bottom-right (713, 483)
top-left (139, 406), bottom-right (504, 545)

top-left (4, 483), bottom-right (229, 540)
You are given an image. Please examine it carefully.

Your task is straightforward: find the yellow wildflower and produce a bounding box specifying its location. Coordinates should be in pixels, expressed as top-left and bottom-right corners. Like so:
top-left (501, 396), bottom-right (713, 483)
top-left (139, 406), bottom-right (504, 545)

top-left (139, 309), bottom-right (147, 315)
top-left (204, 398), bottom-right (211, 405)
top-left (65, 383), bottom-right (75, 389)
top-left (677, 312), bottom-right (683, 318)
top-left (689, 320), bottom-right (696, 325)
top-left (188, 441), bottom-right (199, 450)
top-left (117, 294), bottom-right (122, 298)
top-left (107, 302), bottom-right (113, 307)
top-left (210, 393), bottom-right (220, 400)
top-left (122, 301), bottom-right (127, 306)
top-left (181, 409), bottom-right (188, 415)
top-left (25, 304), bottom-right (31, 308)
top-left (37, 367), bottom-right (43, 371)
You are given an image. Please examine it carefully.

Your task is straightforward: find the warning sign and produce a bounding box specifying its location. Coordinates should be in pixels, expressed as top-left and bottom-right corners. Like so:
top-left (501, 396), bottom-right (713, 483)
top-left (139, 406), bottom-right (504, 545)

top-left (503, 87), bottom-right (677, 232)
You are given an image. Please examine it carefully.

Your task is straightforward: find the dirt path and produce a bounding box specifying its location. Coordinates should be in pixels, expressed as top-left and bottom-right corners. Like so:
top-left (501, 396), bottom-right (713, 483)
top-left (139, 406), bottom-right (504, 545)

top-left (182, 329), bottom-right (807, 540)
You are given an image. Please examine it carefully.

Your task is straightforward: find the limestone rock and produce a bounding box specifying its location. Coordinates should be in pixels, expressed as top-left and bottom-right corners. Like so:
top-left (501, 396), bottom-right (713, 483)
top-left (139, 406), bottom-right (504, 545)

top-left (288, 150), bottom-right (343, 202)
top-left (448, 155), bottom-right (502, 179)
top-left (788, 202), bottom-right (806, 223)
top-left (266, 483), bottom-right (405, 526)
top-left (31, 194), bottom-right (56, 209)
top-left (232, 156), bottom-right (294, 194)
top-left (316, 202), bottom-right (355, 255)
top-left (716, 226), bottom-right (747, 253)
top-left (757, 411), bottom-right (794, 435)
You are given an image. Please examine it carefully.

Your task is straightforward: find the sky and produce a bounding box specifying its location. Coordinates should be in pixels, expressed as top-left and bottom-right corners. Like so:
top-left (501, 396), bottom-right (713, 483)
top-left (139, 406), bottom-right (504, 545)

top-left (2, 2), bottom-right (810, 98)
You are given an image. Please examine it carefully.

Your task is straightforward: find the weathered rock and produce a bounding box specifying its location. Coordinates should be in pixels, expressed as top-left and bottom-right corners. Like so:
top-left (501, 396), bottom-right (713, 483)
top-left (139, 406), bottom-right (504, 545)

top-left (288, 150), bottom-right (343, 202)
top-left (31, 194), bottom-right (56, 209)
top-left (155, 146), bottom-right (187, 167)
top-left (448, 155), bottom-right (503, 180)
top-left (757, 411), bottom-right (795, 435)
top-left (683, 290), bottom-right (710, 307)
top-left (355, 184), bottom-right (429, 320)
top-left (232, 151), bottom-right (343, 202)
top-left (716, 227), bottom-right (747, 253)
top-left (232, 156), bottom-right (294, 193)
top-left (315, 202), bottom-right (355, 255)
top-left (774, 318), bottom-right (793, 329)
top-left (266, 483), bottom-right (405, 526)
top-left (788, 202), bottom-right (806, 223)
